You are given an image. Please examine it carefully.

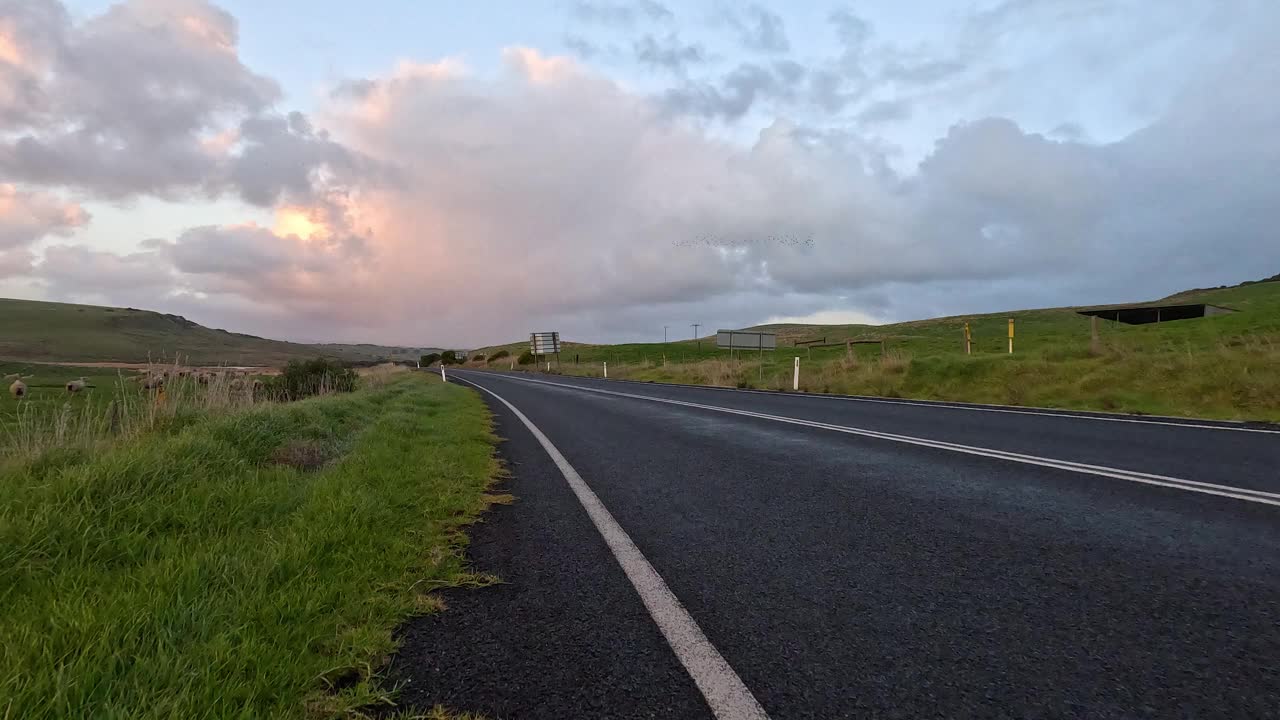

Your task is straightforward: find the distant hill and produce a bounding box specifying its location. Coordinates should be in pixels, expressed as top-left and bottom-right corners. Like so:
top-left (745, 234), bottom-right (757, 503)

top-left (474, 279), bottom-right (1280, 358)
top-left (0, 298), bottom-right (439, 366)
top-left (1162, 272), bottom-right (1280, 302)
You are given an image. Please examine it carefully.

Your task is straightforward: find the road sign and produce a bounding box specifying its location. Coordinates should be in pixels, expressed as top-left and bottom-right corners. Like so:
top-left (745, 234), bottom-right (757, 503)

top-left (530, 332), bottom-right (561, 355)
top-left (716, 330), bottom-right (776, 350)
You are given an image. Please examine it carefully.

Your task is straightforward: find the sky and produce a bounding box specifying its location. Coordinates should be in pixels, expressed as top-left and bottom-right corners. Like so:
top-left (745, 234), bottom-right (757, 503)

top-left (1, 0), bottom-right (1277, 347)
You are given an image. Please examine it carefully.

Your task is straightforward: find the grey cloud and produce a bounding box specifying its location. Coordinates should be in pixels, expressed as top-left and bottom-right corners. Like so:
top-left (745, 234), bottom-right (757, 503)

top-left (0, 248), bottom-right (35, 278)
top-left (17, 8), bottom-right (1280, 347)
top-left (829, 8), bottom-right (872, 61)
top-left (880, 57), bottom-right (968, 85)
top-left (633, 33), bottom-right (707, 73)
top-left (725, 5), bottom-right (790, 54)
top-left (563, 34), bottom-right (600, 59)
top-left (663, 63), bottom-right (784, 120)
top-left (0, 185), bottom-right (88, 250)
top-left (229, 111), bottom-right (359, 207)
top-left (0, 0), bottom-right (280, 198)
top-left (39, 244), bottom-right (172, 295)
top-left (665, 60), bottom-right (865, 120)
top-left (167, 225), bottom-right (295, 277)
top-left (856, 99), bottom-right (912, 124)
top-left (570, 0), bottom-right (671, 27)
top-left (0, 0), bottom-right (370, 214)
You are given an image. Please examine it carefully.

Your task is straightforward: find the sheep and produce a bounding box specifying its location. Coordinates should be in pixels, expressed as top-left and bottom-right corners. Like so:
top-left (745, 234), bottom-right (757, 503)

top-left (65, 377), bottom-right (88, 394)
top-left (142, 373), bottom-right (166, 390)
top-left (9, 379), bottom-right (27, 398)
top-left (4, 372), bottom-right (20, 381)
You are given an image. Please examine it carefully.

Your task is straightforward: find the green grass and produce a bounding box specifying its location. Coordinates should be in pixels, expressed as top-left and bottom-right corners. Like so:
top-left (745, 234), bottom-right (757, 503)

top-left (476, 281), bottom-right (1280, 422)
top-left (1, 375), bottom-right (500, 719)
top-left (1, 361), bottom-right (133, 432)
top-left (0, 298), bottom-right (436, 365)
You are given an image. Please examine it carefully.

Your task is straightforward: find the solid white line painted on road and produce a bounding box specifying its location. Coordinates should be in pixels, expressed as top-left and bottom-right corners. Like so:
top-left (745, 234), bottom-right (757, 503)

top-left (467, 372), bottom-right (1280, 508)
top-left (452, 375), bottom-right (771, 720)
top-left (501, 372), bottom-right (1280, 435)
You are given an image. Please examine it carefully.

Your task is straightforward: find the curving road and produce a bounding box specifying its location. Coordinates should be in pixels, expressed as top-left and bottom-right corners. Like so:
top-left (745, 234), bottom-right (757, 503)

top-left (388, 369), bottom-right (1280, 719)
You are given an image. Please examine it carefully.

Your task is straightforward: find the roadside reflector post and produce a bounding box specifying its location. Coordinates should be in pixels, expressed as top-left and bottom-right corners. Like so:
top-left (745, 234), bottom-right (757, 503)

top-left (603, 361), bottom-right (608, 378)
top-left (1008, 318), bottom-right (1015, 354)
top-left (546, 360), bottom-right (551, 372)
top-left (964, 322), bottom-right (972, 355)
top-left (440, 364), bottom-right (446, 382)
top-left (793, 356), bottom-right (800, 391)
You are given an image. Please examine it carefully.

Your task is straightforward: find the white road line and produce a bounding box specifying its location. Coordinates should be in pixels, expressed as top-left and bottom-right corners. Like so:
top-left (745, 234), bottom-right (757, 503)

top-left (464, 371), bottom-right (1280, 508)
top-left (496, 372), bottom-right (1280, 435)
top-left (452, 375), bottom-right (771, 720)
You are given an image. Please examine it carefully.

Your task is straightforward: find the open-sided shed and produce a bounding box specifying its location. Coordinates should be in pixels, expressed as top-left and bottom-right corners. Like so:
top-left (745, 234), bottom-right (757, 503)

top-left (1077, 303), bottom-right (1236, 325)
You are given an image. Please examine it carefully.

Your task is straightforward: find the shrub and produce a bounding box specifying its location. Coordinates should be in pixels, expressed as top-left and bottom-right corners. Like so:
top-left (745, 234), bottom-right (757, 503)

top-left (440, 351), bottom-right (461, 365)
top-left (517, 350), bottom-right (535, 365)
top-left (489, 350), bottom-right (510, 362)
top-left (471, 353), bottom-right (486, 362)
top-left (420, 353), bottom-right (440, 366)
top-left (262, 358), bottom-right (357, 401)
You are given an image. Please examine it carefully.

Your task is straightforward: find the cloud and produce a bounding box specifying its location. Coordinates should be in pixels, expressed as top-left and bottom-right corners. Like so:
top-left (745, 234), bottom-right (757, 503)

top-left (570, 0), bottom-right (671, 27)
top-left (39, 244), bottom-right (171, 295)
top-left (633, 33), bottom-right (707, 74)
top-left (562, 34), bottom-right (600, 59)
top-left (0, 0), bottom-right (362, 213)
top-left (0, 0), bottom-right (280, 198)
top-left (0, 184), bottom-right (88, 250)
top-left (11, 2), bottom-right (1280, 347)
top-left (724, 5), bottom-right (790, 54)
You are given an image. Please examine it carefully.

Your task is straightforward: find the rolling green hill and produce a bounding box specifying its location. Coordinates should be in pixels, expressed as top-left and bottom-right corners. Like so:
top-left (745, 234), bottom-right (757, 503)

top-left (472, 279), bottom-right (1280, 421)
top-left (0, 298), bottom-right (437, 366)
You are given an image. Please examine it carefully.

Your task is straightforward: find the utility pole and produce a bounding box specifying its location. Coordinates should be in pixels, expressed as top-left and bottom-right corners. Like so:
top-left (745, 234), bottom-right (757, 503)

top-left (663, 326), bottom-right (668, 343)
top-left (692, 323), bottom-right (701, 351)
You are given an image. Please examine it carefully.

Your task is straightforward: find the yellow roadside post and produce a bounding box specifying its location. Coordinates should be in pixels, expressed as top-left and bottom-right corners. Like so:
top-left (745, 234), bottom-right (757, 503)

top-left (964, 322), bottom-right (972, 355)
top-left (1008, 318), bottom-right (1015, 354)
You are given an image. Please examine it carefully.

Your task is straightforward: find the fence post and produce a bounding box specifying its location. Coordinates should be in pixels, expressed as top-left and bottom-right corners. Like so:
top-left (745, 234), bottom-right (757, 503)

top-left (793, 357), bottom-right (800, 391)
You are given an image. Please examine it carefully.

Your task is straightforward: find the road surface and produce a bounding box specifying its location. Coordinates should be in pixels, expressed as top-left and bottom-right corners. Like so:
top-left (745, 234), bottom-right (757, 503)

top-left (388, 369), bottom-right (1280, 719)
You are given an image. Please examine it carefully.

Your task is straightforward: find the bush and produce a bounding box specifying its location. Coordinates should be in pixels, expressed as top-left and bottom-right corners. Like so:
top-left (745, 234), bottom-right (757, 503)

top-left (489, 350), bottom-right (510, 362)
top-left (440, 351), bottom-right (461, 365)
top-left (517, 350), bottom-right (535, 365)
top-left (471, 353), bottom-right (486, 362)
top-left (262, 358), bottom-right (357, 400)
top-left (420, 353), bottom-right (440, 366)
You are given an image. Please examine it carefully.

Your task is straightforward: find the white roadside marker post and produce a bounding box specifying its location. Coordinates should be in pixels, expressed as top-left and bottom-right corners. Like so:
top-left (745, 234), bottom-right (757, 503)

top-left (440, 364), bottom-right (446, 382)
top-left (793, 356), bottom-right (800, 391)
top-left (604, 361), bottom-right (608, 378)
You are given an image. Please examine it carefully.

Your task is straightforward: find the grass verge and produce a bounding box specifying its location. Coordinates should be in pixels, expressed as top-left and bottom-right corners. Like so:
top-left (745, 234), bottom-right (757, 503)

top-left (1, 374), bottom-right (499, 719)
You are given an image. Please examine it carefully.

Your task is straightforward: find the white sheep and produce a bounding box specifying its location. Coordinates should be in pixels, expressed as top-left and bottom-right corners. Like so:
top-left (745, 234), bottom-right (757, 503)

top-left (65, 377), bottom-right (89, 394)
top-left (9, 378), bottom-right (27, 398)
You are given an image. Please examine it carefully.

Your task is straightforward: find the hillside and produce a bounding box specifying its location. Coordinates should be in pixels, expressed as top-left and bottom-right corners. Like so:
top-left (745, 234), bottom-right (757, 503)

top-left (471, 280), bottom-right (1280, 421)
top-left (0, 298), bottom-right (437, 366)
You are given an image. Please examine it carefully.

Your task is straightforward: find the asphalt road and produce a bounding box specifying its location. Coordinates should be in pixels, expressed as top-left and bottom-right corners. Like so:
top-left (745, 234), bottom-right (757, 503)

top-left (393, 369), bottom-right (1280, 719)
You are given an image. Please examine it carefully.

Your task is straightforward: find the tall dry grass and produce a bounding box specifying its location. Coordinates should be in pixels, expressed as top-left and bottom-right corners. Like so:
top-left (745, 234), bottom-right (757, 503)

top-left (357, 362), bottom-right (412, 389)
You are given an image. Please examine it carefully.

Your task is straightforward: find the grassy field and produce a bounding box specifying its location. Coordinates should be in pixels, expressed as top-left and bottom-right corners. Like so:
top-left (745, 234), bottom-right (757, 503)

top-left (1, 374), bottom-right (500, 719)
top-left (2, 360), bottom-right (132, 430)
top-left (0, 298), bottom-right (437, 365)
top-left (474, 280), bottom-right (1280, 422)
